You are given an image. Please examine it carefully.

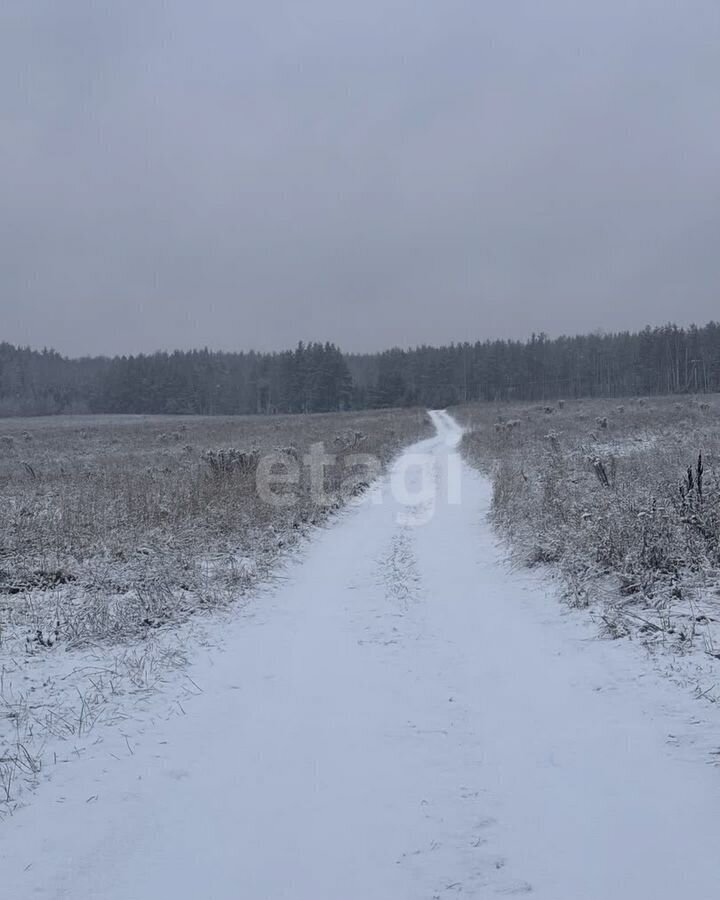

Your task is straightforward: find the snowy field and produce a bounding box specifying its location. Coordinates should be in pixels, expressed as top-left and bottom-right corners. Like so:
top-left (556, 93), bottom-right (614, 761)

top-left (457, 394), bottom-right (720, 684)
top-left (1, 410), bottom-right (720, 898)
top-left (0, 408), bottom-right (431, 807)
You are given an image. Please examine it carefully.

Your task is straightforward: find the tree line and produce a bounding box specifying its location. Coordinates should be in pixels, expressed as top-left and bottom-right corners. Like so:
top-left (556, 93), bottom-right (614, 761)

top-left (2, 322), bottom-right (720, 417)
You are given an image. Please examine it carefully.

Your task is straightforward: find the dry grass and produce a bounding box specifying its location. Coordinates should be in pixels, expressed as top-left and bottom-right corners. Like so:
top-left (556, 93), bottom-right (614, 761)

top-left (0, 407), bottom-right (432, 809)
top-left (455, 395), bottom-right (720, 657)
top-left (0, 409), bottom-right (431, 647)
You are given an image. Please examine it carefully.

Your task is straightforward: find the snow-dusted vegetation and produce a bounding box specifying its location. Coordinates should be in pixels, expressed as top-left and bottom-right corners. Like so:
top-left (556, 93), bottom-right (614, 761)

top-left (5, 411), bottom-right (720, 899)
top-left (0, 408), bottom-right (430, 806)
top-left (457, 395), bottom-right (720, 664)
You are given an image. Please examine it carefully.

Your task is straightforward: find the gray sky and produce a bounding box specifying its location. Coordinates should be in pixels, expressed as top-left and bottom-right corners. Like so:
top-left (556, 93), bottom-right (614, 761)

top-left (2, 1), bottom-right (719, 357)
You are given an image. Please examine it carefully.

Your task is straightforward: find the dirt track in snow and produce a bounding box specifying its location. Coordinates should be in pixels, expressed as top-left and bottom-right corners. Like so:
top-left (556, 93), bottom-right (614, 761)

top-left (3, 411), bottom-right (720, 898)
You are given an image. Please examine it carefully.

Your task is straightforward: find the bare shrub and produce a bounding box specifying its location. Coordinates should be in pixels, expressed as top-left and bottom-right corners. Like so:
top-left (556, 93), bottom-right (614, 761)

top-left (203, 447), bottom-right (260, 478)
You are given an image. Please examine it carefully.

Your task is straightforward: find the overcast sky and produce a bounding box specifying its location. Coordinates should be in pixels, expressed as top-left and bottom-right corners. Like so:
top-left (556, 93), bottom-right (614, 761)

top-left (1, 1), bottom-right (719, 357)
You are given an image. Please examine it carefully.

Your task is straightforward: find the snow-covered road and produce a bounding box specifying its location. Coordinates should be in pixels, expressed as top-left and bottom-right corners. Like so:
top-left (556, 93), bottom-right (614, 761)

top-left (4, 411), bottom-right (720, 898)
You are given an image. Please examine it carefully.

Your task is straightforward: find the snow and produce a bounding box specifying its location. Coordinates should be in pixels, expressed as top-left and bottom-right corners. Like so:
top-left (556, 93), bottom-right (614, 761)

top-left (3, 410), bottom-right (720, 898)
